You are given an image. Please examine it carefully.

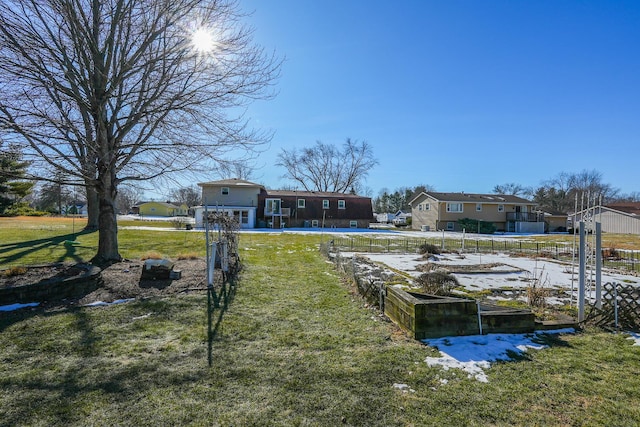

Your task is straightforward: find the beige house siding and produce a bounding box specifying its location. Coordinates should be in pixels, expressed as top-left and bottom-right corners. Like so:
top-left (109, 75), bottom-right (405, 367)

top-left (410, 191), bottom-right (539, 232)
top-left (411, 195), bottom-right (438, 230)
top-left (199, 179), bottom-right (262, 207)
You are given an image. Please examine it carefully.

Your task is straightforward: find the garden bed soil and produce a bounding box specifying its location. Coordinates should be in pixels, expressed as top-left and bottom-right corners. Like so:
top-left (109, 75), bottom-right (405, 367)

top-left (0, 258), bottom-right (211, 309)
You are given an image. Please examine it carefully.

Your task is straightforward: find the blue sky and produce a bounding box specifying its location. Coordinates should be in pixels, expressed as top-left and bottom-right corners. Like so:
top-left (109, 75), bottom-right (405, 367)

top-left (221, 0), bottom-right (640, 197)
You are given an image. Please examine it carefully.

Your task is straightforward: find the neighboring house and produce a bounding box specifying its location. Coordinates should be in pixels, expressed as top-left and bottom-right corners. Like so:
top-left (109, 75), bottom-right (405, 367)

top-left (392, 210), bottom-right (411, 226)
top-left (137, 201), bottom-right (188, 217)
top-left (409, 192), bottom-right (543, 233)
top-left (572, 203), bottom-right (640, 235)
top-left (376, 213), bottom-right (395, 223)
top-left (257, 190), bottom-right (373, 229)
top-left (63, 202), bottom-right (88, 216)
top-left (195, 179), bottom-right (264, 228)
top-left (194, 178), bottom-right (373, 229)
top-left (537, 208), bottom-right (568, 232)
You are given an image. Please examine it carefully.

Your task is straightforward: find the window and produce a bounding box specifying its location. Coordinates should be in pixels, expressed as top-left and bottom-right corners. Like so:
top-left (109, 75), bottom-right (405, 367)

top-left (349, 220), bottom-right (358, 228)
top-left (338, 200), bottom-right (345, 209)
top-left (446, 202), bottom-right (463, 213)
top-left (312, 219), bottom-right (319, 227)
top-left (322, 200), bottom-right (329, 209)
top-left (418, 204), bottom-right (423, 211)
top-left (233, 210), bottom-right (249, 224)
top-left (424, 203), bottom-right (430, 211)
top-left (498, 204), bottom-right (504, 212)
top-left (265, 198), bottom-right (281, 215)
top-left (476, 203), bottom-right (482, 212)
top-left (297, 199), bottom-right (305, 208)
top-left (221, 187), bottom-right (229, 195)
top-left (446, 221), bottom-right (455, 231)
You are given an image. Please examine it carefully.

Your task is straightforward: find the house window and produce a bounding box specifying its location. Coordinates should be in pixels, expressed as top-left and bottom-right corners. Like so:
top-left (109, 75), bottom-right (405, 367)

top-left (311, 219), bottom-right (319, 227)
top-left (446, 203), bottom-right (463, 213)
top-left (221, 187), bottom-right (229, 195)
top-left (418, 204), bottom-right (423, 211)
top-left (446, 221), bottom-right (455, 231)
top-left (323, 200), bottom-right (329, 209)
top-left (476, 203), bottom-right (482, 212)
top-left (350, 220), bottom-right (358, 228)
top-left (424, 203), bottom-right (430, 210)
top-left (498, 204), bottom-right (504, 212)
top-left (265, 198), bottom-right (281, 215)
top-left (297, 199), bottom-right (305, 208)
top-left (338, 200), bottom-right (345, 209)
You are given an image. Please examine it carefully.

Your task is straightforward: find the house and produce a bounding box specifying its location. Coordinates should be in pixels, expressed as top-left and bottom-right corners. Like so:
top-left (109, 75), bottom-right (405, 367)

top-left (195, 179), bottom-right (263, 228)
top-left (572, 203), bottom-right (640, 235)
top-left (257, 189), bottom-right (373, 229)
top-left (376, 213), bottom-right (395, 223)
top-left (63, 202), bottom-right (88, 216)
top-left (409, 192), bottom-right (543, 233)
top-left (537, 208), bottom-right (568, 232)
top-left (194, 179), bottom-right (373, 229)
top-left (137, 201), bottom-right (188, 217)
top-left (392, 210), bottom-right (412, 226)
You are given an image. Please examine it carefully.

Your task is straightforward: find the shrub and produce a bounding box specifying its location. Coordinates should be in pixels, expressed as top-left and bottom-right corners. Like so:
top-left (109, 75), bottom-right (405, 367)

top-left (1, 202), bottom-right (47, 217)
top-left (414, 271), bottom-right (458, 295)
top-left (418, 243), bottom-right (440, 255)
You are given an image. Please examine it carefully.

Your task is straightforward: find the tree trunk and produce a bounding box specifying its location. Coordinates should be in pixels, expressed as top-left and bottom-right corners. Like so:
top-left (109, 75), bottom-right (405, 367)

top-left (85, 183), bottom-right (99, 230)
top-left (91, 167), bottom-right (121, 266)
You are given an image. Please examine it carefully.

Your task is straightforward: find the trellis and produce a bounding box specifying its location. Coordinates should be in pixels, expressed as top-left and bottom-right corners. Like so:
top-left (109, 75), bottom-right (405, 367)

top-left (204, 206), bottom-right (240, 367)
top-left (587, 282), bottom-right (640, 332)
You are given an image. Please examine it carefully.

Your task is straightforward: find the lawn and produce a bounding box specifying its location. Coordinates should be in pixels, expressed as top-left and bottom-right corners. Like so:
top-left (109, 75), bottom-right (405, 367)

top-left (1, 217), bottom-right (640, 425)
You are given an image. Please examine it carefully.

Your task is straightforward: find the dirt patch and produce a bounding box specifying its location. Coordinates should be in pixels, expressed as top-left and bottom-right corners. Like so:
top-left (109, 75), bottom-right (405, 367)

top-left (1, 258), bottom-right (213, 309)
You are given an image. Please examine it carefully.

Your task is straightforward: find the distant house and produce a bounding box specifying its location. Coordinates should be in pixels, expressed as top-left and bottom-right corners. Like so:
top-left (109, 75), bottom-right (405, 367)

top-left (257, 189), bottom-right (373, 229)
top-left (572, 203), bottom-right (640, 235)
top-left (375, 213), bottom-right (395, 223)
top-left (137, 201), bottom-right (188, 217)
top-left (63, 202), bottom-right (88, 216)
top-left (194, 178), bottom-right (373, 229)
top-left (537, 208), bottom-right (568, 232)
top-left (392, 210), bottom-right (411, 226)
top-left (195, 179), bottom-right (263, 228)
top-left (409, 192), bottom-right (543, 233)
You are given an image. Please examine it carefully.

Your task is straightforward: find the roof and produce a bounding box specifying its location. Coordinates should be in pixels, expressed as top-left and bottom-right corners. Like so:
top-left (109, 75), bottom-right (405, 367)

top-left (198, 178), bottom-right (264, 188)
top-left (604, 203), bottom-right (640, 216)
top-left (410, 191), bottom-right (533, 205)
top-left (138, 201), bottom-right (179, 208)
top-left (263, 189), bottom-right (371, 199)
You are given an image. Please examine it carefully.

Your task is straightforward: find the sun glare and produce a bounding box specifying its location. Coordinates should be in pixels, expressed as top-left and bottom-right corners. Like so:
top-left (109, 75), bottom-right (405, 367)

top-left (192, 28), bottom-right (215, 53)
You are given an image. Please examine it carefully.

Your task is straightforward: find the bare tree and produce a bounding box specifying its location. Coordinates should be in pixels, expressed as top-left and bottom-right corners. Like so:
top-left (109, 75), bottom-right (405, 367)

top-left (116, 185), bottom-right (144, 214)
top-left (493, 182), bottom-right (528, 196)
top-left (168, 186), bottom-right (201, 207)
top-left (0, 0), bottom-right (280, 264)
top-left (276, 138), bottom-right (377, 193)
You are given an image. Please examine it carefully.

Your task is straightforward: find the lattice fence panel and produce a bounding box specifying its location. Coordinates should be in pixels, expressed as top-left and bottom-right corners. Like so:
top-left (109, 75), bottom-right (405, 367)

top-left (587, 282), bottom-right (640, 331)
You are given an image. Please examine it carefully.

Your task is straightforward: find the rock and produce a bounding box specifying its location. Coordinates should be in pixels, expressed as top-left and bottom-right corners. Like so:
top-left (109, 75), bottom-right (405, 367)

top-left (141, 259), bottom-right (174, 280)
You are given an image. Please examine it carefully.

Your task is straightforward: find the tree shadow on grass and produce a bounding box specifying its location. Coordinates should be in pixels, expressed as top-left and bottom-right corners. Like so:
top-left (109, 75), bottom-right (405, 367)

top-left (207, 273), bottom-right (238, 367)
top-left (0, 229), bottom-right (95, 267)
top-left (0, 302), bottom-right (207, 427)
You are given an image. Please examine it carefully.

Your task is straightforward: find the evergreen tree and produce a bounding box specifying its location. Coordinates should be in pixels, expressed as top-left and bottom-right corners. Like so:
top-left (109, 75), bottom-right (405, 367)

top-left (0, 144), bottom-right (33, 214)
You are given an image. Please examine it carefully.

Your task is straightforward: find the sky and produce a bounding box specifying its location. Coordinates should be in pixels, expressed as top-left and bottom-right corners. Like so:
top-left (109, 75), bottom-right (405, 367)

top-left (219, 0), bottom-right (640, 198)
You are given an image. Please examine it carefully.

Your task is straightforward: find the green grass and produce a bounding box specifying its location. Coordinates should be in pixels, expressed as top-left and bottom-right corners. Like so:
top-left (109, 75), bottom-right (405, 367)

top-left (2, 220), bottom-right (640, 425)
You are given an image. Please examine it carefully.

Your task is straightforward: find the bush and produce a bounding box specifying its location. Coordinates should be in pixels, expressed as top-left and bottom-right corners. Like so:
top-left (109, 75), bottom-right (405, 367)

top-left (1, 202), bottom-right (48, 217)
top-left (418, 243), bottom-right (440, 255)
top-left (414, 271), bottom-right (458, 295)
